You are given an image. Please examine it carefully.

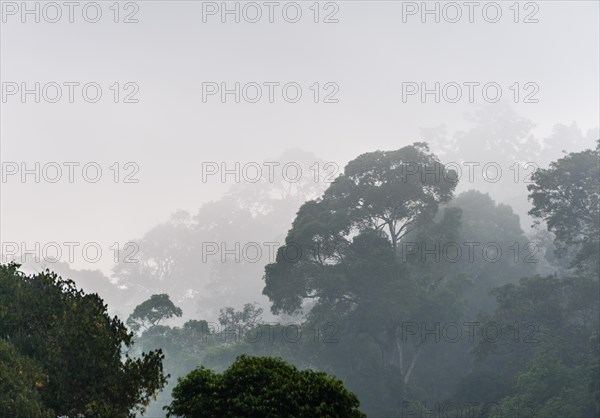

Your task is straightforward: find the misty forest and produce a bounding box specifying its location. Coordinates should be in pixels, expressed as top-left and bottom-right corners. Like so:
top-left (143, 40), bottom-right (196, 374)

top-left (0, 106), bottom-right (598, 417)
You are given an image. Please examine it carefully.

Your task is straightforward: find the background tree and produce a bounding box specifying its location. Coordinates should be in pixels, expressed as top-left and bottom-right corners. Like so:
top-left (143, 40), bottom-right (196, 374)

top-left (528, 140), bottom-right (600, 276)
top-left (127, 293), bottom-right (183, 334)
top-left (452, 143), bottom-right (600, 418)
top-left (165, 355), bottom-right (366, 418)
top-left (464, 275), bottom-right (599, 418)
top-left (112, 150), bottom-right (331, 321)
top-left (130, 319), bottom-right (217, 417)
top-left (445, 190), bottom-right (537, 316)
top-left (218, 302), bottom-right (264, 340)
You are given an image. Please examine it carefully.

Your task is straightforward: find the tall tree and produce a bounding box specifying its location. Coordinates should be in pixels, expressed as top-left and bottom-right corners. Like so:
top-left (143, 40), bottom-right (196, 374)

top-left (263, 143), bottom-right (466, 384)
top-left (127, 293), bottom-right (183, 333)
top-left (528, 140), bottom-right (600, 275)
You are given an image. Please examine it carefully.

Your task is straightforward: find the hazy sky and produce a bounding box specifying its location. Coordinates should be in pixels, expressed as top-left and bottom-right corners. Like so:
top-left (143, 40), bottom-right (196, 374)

top-left (1, 0), bottom-right (599, 273)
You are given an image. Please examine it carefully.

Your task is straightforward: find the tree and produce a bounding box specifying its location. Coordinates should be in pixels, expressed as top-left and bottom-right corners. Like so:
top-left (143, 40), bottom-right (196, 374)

top-left (112, 149), bottom-right (330, 320)
top-left (382, 190), bottom-right (538, 403)
top-left (0, 339), bottom-right (53, 418)
top-left (0, 263), bottom-right (168, 417)
top-left (263, 143), bottom-right (467, 388)
top-left (264, 142), bottom-right (458, 313)
top-left (165, 355), bottom-right (366, 418)
top-left (218, 302), bottom-right (264, 340)
top-left (445, 190), bottom-right (537, 316)
top-left (129, 319), bottom-right (216, 417)
top-left (321, 142), bottom-right (457, 253)
top-left (468, 275), bottom-right (599, 418)
top-left (450, 144), bottom-right (600, 417)
top-left (528, 141), bottom-right (600, 275)
top-left (127, 293), bottom-right (183, 333)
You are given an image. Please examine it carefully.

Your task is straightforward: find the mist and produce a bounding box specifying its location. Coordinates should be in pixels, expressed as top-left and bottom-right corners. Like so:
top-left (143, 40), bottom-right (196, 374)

top-left (1, 1), bottom-right (598, 417)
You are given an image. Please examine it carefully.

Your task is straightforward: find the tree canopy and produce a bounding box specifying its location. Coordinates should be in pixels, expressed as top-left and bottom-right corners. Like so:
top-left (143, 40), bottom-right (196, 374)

top-left (0, 263), bottom-right (168, 417)
top-left (528, 140), bottom-right (600, 275)
top-left (127, 293), bottom-right (184, 333)
top-left (165, 354), bottom-right (366, 418)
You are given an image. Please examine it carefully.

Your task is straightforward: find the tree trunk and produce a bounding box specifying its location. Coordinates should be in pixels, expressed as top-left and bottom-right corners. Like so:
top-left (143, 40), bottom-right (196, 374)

top-left (380, 326), bottom-right (401, 367)
top-left (403, 344), bottom-right (423, 385)
top-left (379, 326), bottom-right (424, 385)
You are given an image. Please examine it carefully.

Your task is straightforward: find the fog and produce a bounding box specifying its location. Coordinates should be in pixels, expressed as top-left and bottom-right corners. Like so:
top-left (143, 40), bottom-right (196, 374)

top-left (1, 1), bottom-right (598, 417)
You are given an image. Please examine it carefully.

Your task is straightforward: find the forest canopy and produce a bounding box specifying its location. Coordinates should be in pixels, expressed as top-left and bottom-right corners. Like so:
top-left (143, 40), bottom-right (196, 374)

top-left (1, 140), bottom-right (598, 418)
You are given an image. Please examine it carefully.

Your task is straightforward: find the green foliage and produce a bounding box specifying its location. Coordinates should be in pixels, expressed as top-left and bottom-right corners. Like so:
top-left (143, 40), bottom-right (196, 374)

top-left (450, 144), bottom-right (600, 417)
top-left (218, 303), bottom-right (264, 335)
top-left (127, 293), bottom-right (183, 333)
top-left (462, 274), bottom-right (600, 418)
top-left (495, 339), bottom-right (596, 418)
top-left (0, 263), bottom-right (168, 417)
top-left (129, 319), bottom-right (218, 416)
top-left (264, 144), bottom-right (464, 356)
top-left (259, 143), bottom-right (473, 416)
top-left (0, 339), bottom-right (53, 418)
top-left (166, 355), bottom-right (366, 418)
top-left (263, 142), bottom-right (462, 320)
top-left (528, 141), bottom-right (600, 275)
top-left (256, 143), bottom-right (600, 416)
top-left (3, 142), bottom-right (593, 417)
